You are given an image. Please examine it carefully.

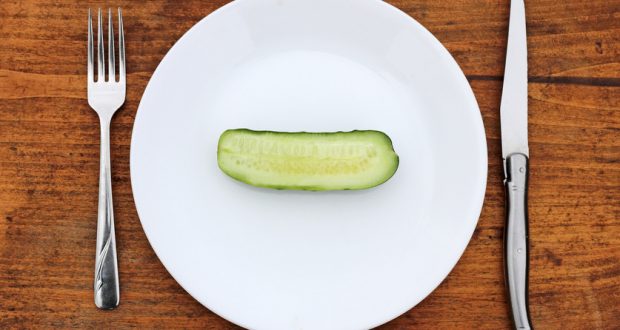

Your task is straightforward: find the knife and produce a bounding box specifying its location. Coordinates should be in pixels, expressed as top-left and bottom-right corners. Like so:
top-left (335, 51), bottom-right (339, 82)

top-left (500, 0), bottom-right (533, 329)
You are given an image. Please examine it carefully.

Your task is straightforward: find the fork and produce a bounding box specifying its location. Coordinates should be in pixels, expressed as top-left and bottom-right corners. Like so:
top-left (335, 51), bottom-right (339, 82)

top-left (87, 8), bottom-right (125, 309)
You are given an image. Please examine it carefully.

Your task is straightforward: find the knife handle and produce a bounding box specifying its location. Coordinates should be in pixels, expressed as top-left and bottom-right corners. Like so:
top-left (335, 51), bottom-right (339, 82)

top-left (504, 153), bottom-right (533, 329)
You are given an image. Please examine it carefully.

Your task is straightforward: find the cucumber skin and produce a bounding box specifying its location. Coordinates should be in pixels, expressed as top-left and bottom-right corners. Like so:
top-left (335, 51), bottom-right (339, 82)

top-left (217, 129), bottom-right (399, 191)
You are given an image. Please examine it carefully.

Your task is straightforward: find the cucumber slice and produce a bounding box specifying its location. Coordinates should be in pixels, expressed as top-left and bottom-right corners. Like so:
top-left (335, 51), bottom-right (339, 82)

top-left (217, 129), bottom-right (399, 190)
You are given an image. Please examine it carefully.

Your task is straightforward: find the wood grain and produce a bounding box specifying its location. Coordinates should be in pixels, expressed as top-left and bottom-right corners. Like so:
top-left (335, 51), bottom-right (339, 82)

top-left (1, 0), bottom-right (618, 328)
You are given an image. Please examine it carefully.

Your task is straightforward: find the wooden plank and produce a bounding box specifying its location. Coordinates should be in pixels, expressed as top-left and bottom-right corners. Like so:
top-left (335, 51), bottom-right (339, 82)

top-left (0, 0), bottom-right (618, 328)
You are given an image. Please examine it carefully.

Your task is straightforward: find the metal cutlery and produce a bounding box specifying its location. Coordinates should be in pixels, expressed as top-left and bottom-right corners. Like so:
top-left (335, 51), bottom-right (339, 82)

top-left (87, 8), bottom-right (125, 310)
top-left (500, 0), bottom-right (533, 329)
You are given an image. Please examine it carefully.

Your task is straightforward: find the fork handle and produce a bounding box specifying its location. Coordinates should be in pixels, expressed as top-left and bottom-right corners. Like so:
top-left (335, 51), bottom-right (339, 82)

top-left (94, 118), bottom-right (120, 309)
top-left (504, 153), bottom-right (532, 329)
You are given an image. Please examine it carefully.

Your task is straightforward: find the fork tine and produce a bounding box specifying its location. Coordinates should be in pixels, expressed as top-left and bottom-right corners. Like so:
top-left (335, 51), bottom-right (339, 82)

top-left (87, 9), bottom-right (94, 82)
top-left (108, 8), bottom-right (115, 82)
top-left (97, 8), bottom-right (105, 82)
top-left (118, 8), bottom-right (125, 83)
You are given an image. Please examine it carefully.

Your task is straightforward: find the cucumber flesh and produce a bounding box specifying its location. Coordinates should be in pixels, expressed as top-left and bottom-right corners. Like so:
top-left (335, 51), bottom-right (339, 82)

top-left (217, 129), bottom-right (399, 191)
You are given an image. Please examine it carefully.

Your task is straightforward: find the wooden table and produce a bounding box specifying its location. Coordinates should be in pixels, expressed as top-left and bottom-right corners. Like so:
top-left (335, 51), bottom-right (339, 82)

top-left (1, 1), bottom-right (618, 328)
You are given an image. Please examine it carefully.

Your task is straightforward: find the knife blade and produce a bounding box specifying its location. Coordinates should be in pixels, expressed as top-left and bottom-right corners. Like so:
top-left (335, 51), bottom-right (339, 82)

top-left (500, 1), bottom-right (533, 329)
top-left (501, 0), bottom-right (529, 159)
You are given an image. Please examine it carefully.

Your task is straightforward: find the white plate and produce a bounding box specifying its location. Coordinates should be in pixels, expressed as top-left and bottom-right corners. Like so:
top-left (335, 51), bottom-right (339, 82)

top-left (130, 0), bottom-right (487, 329)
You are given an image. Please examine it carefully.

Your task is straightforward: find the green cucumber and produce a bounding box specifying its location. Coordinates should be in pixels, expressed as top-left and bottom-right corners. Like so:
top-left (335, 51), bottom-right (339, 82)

top-left (217, 129), bottom-right (399, 190)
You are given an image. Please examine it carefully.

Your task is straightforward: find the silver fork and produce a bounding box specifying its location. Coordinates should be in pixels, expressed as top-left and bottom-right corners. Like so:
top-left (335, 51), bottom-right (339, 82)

top-left (87, 8), bottom-right (125, 309)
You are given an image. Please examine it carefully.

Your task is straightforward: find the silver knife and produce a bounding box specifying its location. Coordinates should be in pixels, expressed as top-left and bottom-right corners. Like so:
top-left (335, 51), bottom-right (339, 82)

top-left (500, 0), bottom-right (533, 329)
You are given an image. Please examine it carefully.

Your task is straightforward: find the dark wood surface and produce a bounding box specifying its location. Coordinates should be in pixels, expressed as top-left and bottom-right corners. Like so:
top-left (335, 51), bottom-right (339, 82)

top-left (1, 0), bottom-right (618, 328)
